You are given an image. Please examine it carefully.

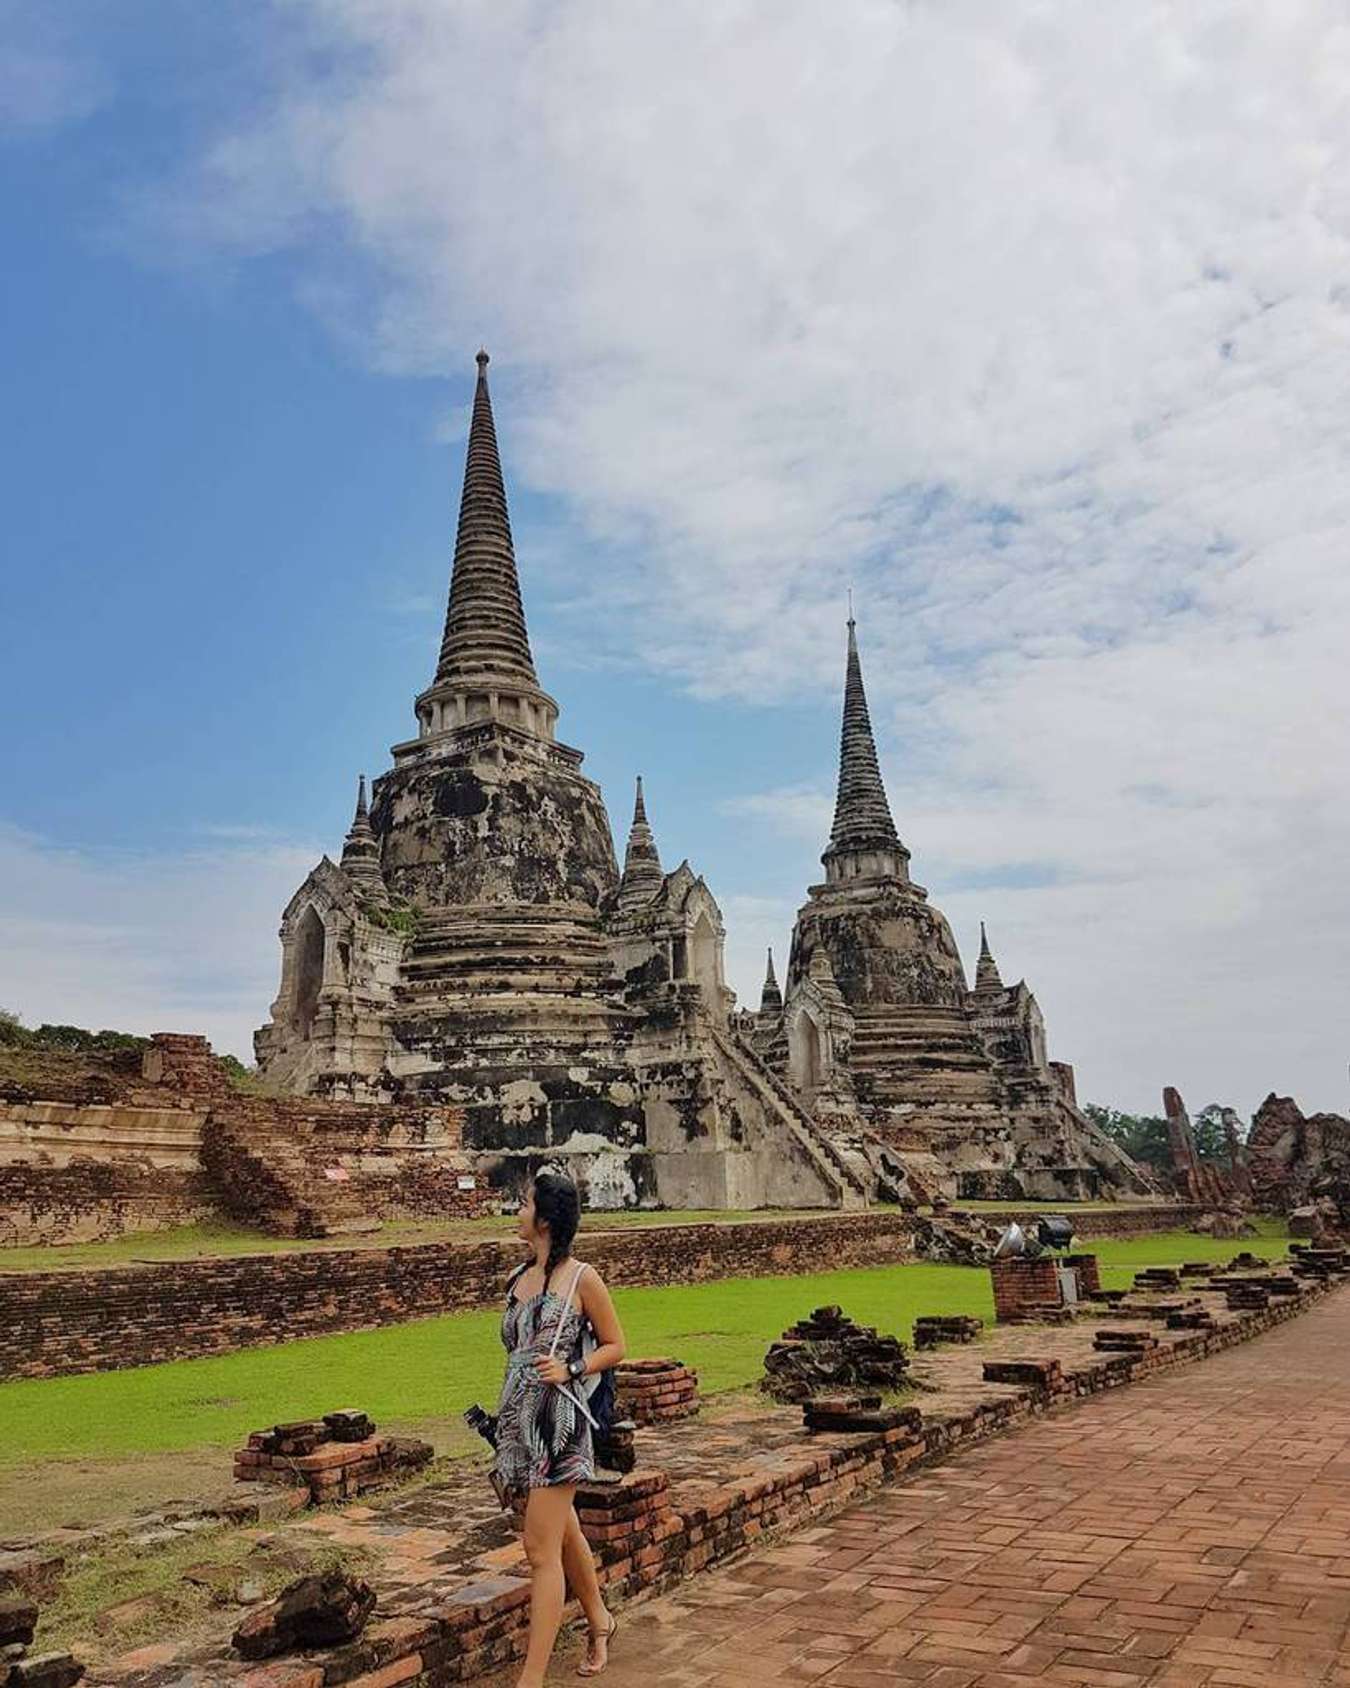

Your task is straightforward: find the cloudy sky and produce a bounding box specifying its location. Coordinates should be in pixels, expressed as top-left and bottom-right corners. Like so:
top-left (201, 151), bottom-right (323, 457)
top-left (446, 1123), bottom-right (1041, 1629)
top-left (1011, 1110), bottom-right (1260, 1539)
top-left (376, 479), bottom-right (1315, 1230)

top-left (3, 0), bottom-right (1348, 1118)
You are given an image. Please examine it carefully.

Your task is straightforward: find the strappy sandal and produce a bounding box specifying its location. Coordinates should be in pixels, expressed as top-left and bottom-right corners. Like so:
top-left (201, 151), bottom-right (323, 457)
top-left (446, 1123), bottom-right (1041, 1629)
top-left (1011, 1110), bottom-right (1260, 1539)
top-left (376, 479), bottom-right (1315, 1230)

top-left (576, 1613), bottom-right (618, 1677)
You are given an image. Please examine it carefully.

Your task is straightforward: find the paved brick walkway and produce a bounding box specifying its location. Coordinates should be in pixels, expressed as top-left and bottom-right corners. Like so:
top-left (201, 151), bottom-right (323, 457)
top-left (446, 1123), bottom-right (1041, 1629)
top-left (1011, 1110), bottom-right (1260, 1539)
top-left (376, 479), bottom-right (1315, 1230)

top-left (571, 1289), bottom-right (1350, 1687)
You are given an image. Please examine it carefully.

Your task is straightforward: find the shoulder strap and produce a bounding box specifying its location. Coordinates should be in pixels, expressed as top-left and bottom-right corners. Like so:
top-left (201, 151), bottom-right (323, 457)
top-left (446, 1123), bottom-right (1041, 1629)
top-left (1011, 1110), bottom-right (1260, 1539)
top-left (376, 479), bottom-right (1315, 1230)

top-left (505, 1261), bottom-right (531, 1297)
top-left (546, 1261), bottom-right (589, 1358)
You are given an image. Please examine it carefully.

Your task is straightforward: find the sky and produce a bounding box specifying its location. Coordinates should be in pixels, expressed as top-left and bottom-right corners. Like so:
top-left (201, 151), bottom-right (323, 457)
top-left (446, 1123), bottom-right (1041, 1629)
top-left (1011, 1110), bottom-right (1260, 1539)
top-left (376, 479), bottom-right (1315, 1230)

top-left (2, 0), bottom-right (1348, 1119)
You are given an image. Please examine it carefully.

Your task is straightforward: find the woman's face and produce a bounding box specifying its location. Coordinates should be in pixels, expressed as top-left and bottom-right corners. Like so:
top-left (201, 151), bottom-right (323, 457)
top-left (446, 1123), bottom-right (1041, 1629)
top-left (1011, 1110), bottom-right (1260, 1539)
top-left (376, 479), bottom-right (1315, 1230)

top-left (516, 1184), bottom-right (542, 1244)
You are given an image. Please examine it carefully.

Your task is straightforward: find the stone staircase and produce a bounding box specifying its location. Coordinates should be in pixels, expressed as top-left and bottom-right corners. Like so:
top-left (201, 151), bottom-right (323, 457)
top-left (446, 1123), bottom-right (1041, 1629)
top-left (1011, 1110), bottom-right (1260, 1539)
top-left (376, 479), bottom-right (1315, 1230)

top-left (718, 1029), bottom-right (871, 1209)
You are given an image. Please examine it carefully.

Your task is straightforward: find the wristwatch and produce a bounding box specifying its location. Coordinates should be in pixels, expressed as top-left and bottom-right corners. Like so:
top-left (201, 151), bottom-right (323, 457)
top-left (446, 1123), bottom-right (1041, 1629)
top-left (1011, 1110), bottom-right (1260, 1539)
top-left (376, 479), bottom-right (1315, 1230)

top-left (567, 1356), bottom-right (588, 1382)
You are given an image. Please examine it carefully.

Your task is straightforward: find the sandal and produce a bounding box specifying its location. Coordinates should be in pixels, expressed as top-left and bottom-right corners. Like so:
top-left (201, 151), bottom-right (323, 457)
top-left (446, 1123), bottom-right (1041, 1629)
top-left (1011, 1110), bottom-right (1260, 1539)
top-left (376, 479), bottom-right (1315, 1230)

top-left (577, 1613), bottom-right (618, 1677)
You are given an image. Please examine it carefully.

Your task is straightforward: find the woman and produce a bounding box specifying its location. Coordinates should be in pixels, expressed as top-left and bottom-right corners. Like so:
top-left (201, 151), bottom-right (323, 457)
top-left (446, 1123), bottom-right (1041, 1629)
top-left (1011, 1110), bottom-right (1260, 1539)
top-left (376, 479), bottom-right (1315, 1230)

top-left (494, 1169), bottom-right (627, 1684)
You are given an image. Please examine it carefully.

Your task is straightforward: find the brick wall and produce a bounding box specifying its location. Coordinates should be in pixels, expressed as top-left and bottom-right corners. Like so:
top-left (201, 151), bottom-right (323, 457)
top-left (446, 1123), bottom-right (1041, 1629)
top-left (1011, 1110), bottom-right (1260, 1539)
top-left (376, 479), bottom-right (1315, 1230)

top-left (990, 1257), bottom-right (1061, 1321)
top-left (0, 1212), bottom-right (917, 1381)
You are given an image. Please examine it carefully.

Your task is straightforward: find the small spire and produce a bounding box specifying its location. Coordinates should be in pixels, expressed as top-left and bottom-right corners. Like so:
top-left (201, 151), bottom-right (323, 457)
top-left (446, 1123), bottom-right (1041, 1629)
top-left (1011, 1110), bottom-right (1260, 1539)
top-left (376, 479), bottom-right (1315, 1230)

top-left (759, 946), bottom-right (783, 1017)
top-left (617, 775), bottom-right (664, 909)
top-left (973, 921), bottom-right (1004, 993)
top-left (341, 773), bottom-right (387, 902)
top-left (822, 615), bottom-right (908, 874)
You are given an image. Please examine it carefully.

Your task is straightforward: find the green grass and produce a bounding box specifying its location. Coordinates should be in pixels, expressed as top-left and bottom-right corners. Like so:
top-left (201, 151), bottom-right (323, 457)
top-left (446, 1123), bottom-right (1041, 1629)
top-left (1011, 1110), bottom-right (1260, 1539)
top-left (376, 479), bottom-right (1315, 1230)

top-left (0, 1224), bottom-right (1291, 1471)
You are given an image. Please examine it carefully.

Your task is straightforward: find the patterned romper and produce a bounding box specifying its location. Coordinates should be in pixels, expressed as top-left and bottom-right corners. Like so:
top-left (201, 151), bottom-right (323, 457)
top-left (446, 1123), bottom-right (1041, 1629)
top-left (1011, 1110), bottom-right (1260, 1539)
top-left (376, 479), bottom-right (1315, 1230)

top-left (493, 1267), bottom-right (595, 1498)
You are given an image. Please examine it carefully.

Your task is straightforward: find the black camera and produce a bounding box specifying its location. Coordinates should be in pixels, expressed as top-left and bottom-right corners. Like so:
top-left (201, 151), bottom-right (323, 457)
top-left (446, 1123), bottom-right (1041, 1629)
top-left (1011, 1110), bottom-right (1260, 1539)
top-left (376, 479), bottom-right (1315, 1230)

top-left (464, 1403), bottom-right (499, 1449)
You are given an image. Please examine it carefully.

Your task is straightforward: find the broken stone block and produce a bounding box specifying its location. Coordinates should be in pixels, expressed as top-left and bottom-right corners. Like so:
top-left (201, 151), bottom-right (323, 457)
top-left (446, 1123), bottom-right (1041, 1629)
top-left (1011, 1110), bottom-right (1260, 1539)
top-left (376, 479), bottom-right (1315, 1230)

top-left (0, 1592), bottom-right (37, 1650)
top-left (232, 1571), bottom-right (376, 1661)
top-left (6, 1654), bottom-right (84, 1688)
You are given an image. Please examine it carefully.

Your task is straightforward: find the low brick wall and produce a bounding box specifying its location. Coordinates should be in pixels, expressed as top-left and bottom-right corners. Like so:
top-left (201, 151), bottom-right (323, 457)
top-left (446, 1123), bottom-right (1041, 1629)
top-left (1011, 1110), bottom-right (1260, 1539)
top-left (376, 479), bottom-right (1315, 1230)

top-left (0, 1204), bottom-right (1206, 1382)
top-left (194, 1272), bottom-right (1338, 1688)
top-left (0, 1212), bottom-right (916, 1381)
top-left (998, 1204), bottom-right (1208, 1239)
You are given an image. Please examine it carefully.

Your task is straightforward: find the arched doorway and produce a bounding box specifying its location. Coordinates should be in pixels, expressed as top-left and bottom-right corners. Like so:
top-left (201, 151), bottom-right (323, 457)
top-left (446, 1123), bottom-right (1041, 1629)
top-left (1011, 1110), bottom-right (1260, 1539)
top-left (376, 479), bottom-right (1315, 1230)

top-left (292, 906), bottom-right (326, 1038)
top-left (689, 911), bottom-right (720, 1011)
top-left (789, 1011), bottom-right (824, 1097)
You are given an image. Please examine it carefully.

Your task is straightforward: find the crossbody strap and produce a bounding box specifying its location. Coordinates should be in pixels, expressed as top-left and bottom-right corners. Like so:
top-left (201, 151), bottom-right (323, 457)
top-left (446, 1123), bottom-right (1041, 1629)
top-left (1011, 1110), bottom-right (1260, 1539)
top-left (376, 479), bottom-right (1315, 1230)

top-left (547, 1260), bottom-right (589, 1358)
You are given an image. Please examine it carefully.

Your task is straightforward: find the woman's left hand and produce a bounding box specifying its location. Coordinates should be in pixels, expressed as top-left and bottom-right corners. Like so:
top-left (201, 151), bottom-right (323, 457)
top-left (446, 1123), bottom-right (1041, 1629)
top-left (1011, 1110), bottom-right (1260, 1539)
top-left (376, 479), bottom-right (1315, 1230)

top-left (534, 1355), bottom-right (570, 1385)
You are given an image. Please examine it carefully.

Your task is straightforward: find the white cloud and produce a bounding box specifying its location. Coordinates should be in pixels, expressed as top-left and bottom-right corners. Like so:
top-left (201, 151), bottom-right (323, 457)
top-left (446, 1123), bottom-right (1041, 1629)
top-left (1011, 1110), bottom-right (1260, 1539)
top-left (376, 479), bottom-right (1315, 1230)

top-left (0, 823), bottom-right (318, 1062)
top-left (129, 0), bottom-right (1350, 1114)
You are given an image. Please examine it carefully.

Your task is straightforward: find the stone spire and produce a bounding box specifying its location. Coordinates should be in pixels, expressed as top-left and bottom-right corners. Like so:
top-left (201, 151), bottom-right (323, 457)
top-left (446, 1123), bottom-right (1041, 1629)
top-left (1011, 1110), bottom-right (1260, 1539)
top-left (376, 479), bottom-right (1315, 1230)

top-left (617, 776), bottom-right (664, 909)
top-left (973, 922), bottom-right (1004, 994)
top-left (341, 775), bottom-right (388, 904)
top-left (759, 947), bottom-right (783, 1017)
top-left (434, 350), bottom-right (540, 690)
top-left (821, 617), bottom-right (910, 883)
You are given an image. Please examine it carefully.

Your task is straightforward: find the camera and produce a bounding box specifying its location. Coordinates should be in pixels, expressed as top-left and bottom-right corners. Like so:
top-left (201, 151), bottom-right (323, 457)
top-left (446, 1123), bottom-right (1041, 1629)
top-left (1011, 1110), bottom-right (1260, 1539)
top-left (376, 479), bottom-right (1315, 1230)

top-left (463, 1403), bottom-right (499, 1449)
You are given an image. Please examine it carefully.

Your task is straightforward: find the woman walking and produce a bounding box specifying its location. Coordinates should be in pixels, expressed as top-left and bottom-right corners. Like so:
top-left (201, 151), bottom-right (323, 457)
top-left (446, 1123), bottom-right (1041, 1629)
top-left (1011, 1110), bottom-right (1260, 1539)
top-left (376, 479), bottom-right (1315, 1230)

top-left (494, 1169), bottom-right (627, 1684)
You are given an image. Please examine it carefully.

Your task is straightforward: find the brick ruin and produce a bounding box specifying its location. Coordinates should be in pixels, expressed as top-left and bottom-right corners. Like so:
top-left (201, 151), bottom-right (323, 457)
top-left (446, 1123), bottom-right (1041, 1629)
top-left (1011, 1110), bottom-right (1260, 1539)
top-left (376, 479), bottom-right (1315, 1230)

top-left (0, 1032), bottom-right (492, 1249)
top-left (1246, 1091), bottom-right (1350, 1233)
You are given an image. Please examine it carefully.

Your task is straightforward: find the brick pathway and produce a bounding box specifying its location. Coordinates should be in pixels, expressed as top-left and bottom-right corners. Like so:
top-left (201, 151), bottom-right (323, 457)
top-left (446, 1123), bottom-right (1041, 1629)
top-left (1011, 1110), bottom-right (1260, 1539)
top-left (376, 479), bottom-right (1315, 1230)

top-left (568, 1289), bottom-right (1350, 1687)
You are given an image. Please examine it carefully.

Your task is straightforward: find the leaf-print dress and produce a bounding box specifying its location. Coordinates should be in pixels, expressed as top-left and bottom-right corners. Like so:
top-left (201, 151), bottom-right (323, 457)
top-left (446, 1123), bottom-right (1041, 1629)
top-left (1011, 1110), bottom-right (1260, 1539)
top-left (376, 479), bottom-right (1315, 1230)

top-left (493, 1283), bottom-right (595, 1497)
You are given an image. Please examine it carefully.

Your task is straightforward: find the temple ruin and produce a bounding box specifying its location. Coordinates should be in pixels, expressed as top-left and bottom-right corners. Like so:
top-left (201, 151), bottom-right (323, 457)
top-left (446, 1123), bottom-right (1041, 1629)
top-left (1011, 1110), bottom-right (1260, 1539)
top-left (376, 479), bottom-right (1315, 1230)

top-left (749, 617), bottom-right (1152, 1201)
top-left (254, 351), bottom-right (858, 1212)
top-left (252, 351), bottom-right (1150, 1209)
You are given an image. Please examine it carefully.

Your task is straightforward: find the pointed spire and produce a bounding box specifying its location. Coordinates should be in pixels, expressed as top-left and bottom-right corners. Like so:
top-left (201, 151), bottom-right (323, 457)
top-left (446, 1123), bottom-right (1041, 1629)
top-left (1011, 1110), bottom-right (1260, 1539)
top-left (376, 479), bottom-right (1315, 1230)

top-left (974, 921), bottom-right (1004, 993)
top-left (341, 774), bottom-right (388, 903)
top-left (759, 946), bottom-right (783, 1016)
top-left (617, 775), bottom-right (664, 909)
top-left (822, 615), bottom-right (909, 878)
top-left (434, 349), bottom-right (540, 690)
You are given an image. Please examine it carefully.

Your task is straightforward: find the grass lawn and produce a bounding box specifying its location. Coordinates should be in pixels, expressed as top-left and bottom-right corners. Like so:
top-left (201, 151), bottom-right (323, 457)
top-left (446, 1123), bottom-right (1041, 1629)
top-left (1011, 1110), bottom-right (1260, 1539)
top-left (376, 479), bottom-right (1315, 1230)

top-left (0, 1222), bottom-right (1290, 1536)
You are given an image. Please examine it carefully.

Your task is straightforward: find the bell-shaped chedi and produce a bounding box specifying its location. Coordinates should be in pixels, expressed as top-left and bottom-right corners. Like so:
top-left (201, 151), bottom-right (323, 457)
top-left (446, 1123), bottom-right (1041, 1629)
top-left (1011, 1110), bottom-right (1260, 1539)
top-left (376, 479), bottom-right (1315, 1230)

top-left (786, 617), bottom-right (984, 1026)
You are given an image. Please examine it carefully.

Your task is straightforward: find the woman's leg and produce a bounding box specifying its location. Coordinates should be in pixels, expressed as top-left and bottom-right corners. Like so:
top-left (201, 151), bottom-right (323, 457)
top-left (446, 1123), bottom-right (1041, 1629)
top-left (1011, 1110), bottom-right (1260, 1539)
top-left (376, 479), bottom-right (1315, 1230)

top-left (561, 1506), bottom-right (613, 1667)
top-left (517, 1483), bottom-right (577, 1688)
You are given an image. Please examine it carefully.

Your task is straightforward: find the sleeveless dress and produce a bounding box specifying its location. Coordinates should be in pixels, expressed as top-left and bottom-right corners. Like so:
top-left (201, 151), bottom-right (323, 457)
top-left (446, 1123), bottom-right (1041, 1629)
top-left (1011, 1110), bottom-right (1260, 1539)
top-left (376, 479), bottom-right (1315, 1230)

top-left (493, 1273), bottom-right (595, 1497)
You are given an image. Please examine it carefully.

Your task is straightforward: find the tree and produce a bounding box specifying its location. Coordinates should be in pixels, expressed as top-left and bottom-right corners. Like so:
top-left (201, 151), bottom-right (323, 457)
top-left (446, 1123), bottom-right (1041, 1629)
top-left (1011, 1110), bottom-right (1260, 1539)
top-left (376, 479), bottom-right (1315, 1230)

top-left (1194, 1103), bottom-right (1243, 1160)
top-left (1083, 1105), bottom-right (1172, 1173)
top-left (0, 1007), bottom-right (27, 1048)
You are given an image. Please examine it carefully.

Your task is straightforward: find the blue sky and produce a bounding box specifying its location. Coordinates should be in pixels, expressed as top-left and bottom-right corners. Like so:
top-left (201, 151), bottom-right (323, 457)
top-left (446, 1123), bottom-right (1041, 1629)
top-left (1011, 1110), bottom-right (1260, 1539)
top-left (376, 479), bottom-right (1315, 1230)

top-left (3, 1), bottom-right (1349, 1117)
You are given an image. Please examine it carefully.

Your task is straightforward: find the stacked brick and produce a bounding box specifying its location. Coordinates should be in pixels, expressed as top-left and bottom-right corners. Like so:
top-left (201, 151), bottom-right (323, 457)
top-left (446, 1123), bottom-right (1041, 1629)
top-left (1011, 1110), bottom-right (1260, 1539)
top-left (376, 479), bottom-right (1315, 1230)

top-left (574, 1473), bottom-right (674, 1551)
top-left (913, 1314), bottom-right (982, 1349)
top-left (233, 1412), bottom-right (431, 1503)
top-left (614, 1359), bottom-right (698, 1425)
top-left (990, 1258), bottom-right (1066, 1324)
top-left (802, 1393), bottom-right (922, 1434)
top-left (762, 1305), bottom-right (909, 1402)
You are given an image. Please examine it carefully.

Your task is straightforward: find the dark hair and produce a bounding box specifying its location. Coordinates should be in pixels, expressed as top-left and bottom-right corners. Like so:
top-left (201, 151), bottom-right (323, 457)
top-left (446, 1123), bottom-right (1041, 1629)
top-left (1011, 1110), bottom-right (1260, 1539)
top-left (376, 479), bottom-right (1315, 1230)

top-left (532, 1170), bottom-right (581, 1289)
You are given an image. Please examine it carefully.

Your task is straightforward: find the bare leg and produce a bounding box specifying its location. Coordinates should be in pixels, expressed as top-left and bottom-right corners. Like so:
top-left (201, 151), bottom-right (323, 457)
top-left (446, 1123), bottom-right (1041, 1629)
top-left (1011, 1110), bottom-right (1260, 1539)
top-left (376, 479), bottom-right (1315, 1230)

top-left (517, 1484), bottom-right (577, 1688)
top-left (562, 1508), bottom-right (613, 1671)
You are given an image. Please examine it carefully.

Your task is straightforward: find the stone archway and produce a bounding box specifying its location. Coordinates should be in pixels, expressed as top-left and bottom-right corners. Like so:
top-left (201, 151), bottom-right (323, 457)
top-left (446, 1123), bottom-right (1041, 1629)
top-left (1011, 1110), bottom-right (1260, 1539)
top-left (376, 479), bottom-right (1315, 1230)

top-left (789, 1010), bottom-right (824, 1097)
top-left (292, 905), bottom-right (326, 1039)
top-left (690, 911), bottom-right (720, 1011)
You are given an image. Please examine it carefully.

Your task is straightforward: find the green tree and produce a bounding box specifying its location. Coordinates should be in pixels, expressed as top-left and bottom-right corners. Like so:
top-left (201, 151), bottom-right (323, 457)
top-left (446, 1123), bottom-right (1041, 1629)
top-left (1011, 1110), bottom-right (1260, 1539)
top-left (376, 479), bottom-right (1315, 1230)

top-left (0, 1007), bottom-right (28, 1048)
top-left (1083, 1105), bottom-right (1172, 1172)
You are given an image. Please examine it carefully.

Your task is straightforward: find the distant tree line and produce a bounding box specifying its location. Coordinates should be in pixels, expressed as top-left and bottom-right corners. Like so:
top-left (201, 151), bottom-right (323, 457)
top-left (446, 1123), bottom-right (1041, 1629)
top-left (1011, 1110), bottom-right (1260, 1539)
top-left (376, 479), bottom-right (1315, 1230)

top-left (0, 1007), bottom-right (253, 1085)
top-left (0, 1006), bottom-right (148, 1055)
top-left (1084, 1102), bottom-right (1240, 1174)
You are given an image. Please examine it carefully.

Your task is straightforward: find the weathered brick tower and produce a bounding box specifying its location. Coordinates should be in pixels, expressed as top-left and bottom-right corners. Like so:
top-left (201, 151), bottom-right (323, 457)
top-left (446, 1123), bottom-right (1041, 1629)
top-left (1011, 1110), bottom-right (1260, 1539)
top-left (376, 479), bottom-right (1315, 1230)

top-left (256, 353), bottom-right (860, 1211)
